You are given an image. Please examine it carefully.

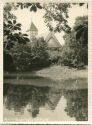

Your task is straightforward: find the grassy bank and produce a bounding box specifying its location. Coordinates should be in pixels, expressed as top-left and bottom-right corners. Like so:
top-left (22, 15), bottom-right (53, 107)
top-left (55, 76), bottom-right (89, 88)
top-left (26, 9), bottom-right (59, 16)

top-left (36, 65), bottom-right (87, 80)
top-left (4, 65), bottom-right (88, 90)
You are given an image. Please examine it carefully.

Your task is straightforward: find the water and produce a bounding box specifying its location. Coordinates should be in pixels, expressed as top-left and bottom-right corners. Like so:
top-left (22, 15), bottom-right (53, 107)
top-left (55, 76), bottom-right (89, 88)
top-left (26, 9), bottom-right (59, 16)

top-left (3, 76), bottom-right (88, 121)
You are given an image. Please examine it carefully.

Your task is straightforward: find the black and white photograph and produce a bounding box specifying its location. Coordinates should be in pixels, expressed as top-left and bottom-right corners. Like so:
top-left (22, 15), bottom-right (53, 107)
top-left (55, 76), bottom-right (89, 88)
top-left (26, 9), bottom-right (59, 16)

top-left (3, 2), bottom-right (88, 122)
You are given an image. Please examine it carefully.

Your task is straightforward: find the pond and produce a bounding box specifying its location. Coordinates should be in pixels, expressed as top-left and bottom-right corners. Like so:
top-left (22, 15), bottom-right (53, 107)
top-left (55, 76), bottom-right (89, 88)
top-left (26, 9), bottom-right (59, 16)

top-left (3, 75), bottom-right (88, 121)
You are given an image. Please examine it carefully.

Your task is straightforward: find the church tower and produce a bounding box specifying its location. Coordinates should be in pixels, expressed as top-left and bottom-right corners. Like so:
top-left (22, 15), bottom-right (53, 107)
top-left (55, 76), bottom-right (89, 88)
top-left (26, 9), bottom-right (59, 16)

top-left (27, 22), bottom-right (38, 42)
top-left (30, 22), bottom-right (38, 41)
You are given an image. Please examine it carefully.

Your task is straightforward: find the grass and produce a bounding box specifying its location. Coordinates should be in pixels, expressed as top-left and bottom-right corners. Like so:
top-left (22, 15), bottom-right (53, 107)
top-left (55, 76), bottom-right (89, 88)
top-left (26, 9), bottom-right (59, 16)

top-left (4, 65), bottom-right (88, 90)
top-left (36, 65), bottom-right (87, 80)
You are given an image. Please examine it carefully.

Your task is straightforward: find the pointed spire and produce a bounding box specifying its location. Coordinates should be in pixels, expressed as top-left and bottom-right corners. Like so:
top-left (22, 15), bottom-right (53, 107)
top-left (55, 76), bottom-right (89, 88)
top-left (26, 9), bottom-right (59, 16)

top-left (30, 22), bottom-right (38, 31)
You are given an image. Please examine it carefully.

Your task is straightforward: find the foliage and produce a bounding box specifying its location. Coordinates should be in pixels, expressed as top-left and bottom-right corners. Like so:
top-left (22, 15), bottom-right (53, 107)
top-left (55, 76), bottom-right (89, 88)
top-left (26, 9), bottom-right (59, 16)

top-left (43, 3), bottom-right (87, 33)
top-left (4, 50), bottom-right (16, 71)
top-left (43, 3), bottom-right (71, 33)
top-left (10, 37), bottom-right (50, 71)
top-left (74, 16), bottom-right (88, 45)
top-left (48, 49), bottom-right (62, 65)
top-left (73, 16), bottom-right (88, 65)
top-left (30, 37), bottom-right (50, 69)
top-left (60, 45), bottom-right (75, 66)
top-left (3, 3), bottom-right (16, 21)
top-left (3, 3), bottom-right (30, 71)
top-left (10, 44), bottom-right (31, 71)
top-left (16, 3), bottom-right (42, 12)
top-left (61, 16), bottom-right (88, 68)
top-left (4, 3), bottom-right (30, 50)
top-left (4, 20), bottom-right (30, 50)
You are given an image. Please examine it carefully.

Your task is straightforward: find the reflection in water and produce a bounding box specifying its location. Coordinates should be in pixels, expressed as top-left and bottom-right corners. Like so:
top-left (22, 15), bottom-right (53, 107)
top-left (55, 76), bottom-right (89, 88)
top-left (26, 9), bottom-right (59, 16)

top-left (63, 89), bottom-right (88, 121)
top-left (4, 84), bottom-right (49, 118)
top-left (4, 83), bottom-right (88, 121)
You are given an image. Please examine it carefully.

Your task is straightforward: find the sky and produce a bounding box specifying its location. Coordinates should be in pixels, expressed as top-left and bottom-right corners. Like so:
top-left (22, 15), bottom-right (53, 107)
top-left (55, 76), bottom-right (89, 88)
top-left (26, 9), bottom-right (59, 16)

top-left (12, 3), bottom-right (88, 45)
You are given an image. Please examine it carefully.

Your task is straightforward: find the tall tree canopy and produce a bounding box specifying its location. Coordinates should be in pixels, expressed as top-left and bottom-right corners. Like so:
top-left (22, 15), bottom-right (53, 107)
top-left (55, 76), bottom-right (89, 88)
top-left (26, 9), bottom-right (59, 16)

top-left (74, 16), bottom-right (88, 45)
top-left (62, 16), bottom-right (88, 67)
top-left (43, 3), bottom-right (71, 33)
top-left (43, 3), bottom-right (87, 33)
top-left (16, 3), bottom-right (42, 11)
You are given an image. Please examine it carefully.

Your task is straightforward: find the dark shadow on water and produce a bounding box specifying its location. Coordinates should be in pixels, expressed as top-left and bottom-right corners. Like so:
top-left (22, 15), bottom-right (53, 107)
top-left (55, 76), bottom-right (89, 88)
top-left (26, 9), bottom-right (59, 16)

top-left (4, 84), bottom-right (49, 118)
top-left (3, 83), bottom-right (88, 121)
top-left (63, 89), bottom-right (88, 121)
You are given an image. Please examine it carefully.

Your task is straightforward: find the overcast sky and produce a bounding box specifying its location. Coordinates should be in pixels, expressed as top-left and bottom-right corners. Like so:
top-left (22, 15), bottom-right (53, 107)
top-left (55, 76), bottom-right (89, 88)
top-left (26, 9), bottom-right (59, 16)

top-left (12, 3), bottom-right (88, 45)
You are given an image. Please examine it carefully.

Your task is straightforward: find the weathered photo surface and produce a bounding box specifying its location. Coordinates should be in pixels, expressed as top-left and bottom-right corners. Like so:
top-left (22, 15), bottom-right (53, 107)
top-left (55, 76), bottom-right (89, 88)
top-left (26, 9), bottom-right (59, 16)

top-left (3, 2), bottom-right (88, 121)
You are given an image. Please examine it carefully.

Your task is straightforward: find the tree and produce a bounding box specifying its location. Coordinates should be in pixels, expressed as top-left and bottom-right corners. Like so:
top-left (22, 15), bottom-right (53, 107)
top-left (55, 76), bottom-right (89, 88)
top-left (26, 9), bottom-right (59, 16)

top-left (43, 3), bottom-right (71, 33)
top-left (30, 37), bottom-right (50, 70)
top-left (4, 3), bottom-right (30, 50)
top-left (16, 3), bottom-right (42, 12)
top-left (74, 16), bottom-right (88, 65)
top-left (61, 16), bottom-right (88, 68)
top-left (3, 3), bottom-right (30, 71)
top-left (74, 16), bottom-right (88, 45)
top-left (43, 3), bottom-right (87, 33)
top-left (4, 19), bottom-right (30, 50)
top-left (10, 37), bottom-right (50, 71)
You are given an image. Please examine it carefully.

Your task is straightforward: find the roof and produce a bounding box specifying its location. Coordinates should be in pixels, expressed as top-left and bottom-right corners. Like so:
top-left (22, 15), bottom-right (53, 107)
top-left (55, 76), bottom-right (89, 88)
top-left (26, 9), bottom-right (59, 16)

top-left (30, 22), bottom-right (38, 31)
top-left (26, 22), bottom-right (38, 32)
top-left (45, 32), bottom-right (62, 48)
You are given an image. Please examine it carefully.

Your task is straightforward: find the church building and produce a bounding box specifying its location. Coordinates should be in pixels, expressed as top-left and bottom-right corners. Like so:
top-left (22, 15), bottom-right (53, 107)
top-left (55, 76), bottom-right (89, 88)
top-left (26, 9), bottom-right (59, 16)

top-left (27, 22), bottom-right (62, 48)
top-left (45, 32), bottom-right (61, 48)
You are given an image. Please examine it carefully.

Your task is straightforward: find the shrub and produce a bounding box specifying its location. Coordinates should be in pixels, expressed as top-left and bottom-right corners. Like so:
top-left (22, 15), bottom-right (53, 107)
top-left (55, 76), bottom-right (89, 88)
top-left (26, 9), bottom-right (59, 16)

top-left (61, 16), bottom-right (88, 68)
top-left (4, 50), bottom-right (16, 71)
top-left (48, 49), bottom-right (62, 65)
top-left (60, 45), bottom-right (75, 66)
top-left (60, 44), bottom-right (86, 69)
top-left (30, 37), bottom-right (50, 69)
top-left (10, 44), bottom-right (32, 71)
top-left (10, 37), bottom-right (50, 71)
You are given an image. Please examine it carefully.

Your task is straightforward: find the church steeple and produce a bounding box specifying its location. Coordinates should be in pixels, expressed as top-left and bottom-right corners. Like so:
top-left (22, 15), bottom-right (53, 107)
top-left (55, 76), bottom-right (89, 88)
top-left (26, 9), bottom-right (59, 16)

top-left (30, 22), bottom-right (38, 40)
top-left (30, 22), bottom-right (38, 32)
top-left (27, 22), bottom-right (38, 42)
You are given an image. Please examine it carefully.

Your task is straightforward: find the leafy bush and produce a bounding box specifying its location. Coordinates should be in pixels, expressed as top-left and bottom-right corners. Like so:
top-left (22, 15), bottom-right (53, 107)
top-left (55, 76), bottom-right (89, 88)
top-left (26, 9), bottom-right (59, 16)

top-left (30, 37), bottom-right (50, 69)
top-left (10, 44), bottom-right (32, 71)
top-left (60, 43), bottom-right (86, 68)
top-left (48, 49), bottom-right (62, 65)
top-left (60, 45), bottom-right (75, 66)
top-left (4, 50), bottom-right (16, 71)
top-left (10, 37), bottom-right (50, 71)
top-left (60, 16), bottom-right (88, 69)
